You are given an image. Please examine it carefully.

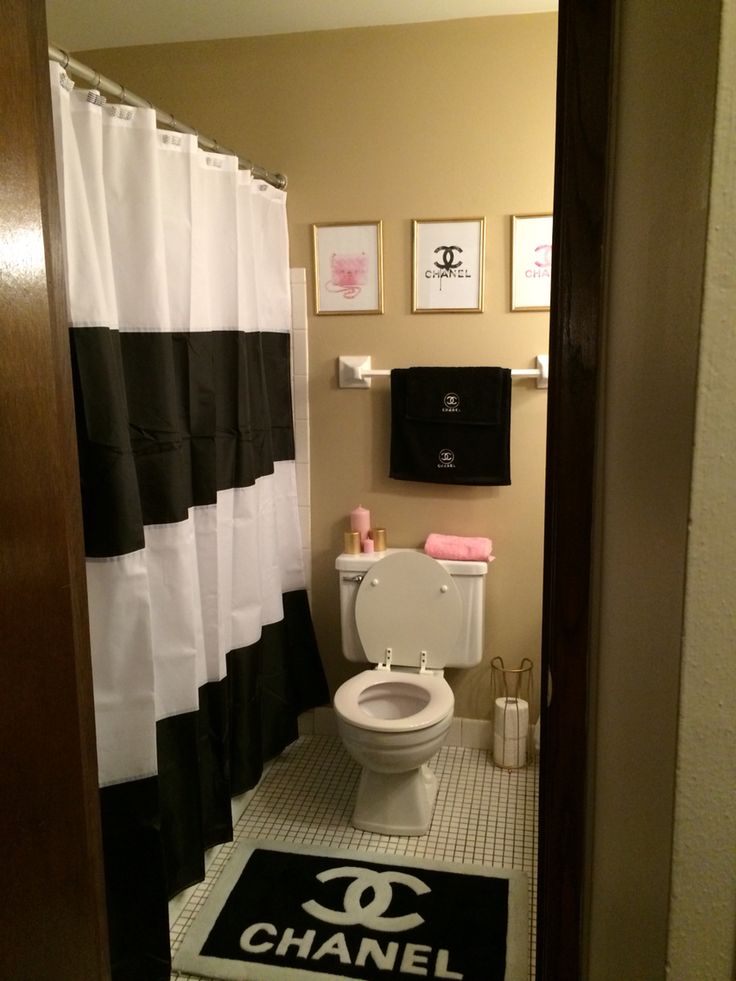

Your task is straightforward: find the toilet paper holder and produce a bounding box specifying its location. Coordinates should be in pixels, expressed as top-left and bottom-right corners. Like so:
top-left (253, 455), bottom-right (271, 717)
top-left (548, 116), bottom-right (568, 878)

top-left (491, 656), bottom-right (535, 769)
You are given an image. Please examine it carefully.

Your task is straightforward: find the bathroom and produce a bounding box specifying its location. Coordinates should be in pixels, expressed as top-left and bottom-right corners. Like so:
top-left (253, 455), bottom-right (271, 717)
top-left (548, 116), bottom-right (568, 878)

top-left (5, 1), bottom-right (732, 980)
top-left (48, 7), bottom-right (554, 979)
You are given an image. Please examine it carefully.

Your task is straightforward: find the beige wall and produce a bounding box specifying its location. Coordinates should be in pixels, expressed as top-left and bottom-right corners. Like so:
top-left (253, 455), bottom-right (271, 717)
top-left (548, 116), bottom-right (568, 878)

top-left (585, 0), bottom-right (724, 978)
top-left (667, 0), bottom-right (736, 975)
top-left (84, 14), bottom-right (558, 720)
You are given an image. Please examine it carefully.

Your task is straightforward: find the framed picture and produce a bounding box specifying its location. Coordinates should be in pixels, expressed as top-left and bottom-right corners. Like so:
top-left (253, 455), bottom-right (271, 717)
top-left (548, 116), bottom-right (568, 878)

top-left (312, 221), bottom-right (383, 315)
top-left (412, 218), bottom-right (485, 313)
top-left (511, 213), bottom-right (553, 311)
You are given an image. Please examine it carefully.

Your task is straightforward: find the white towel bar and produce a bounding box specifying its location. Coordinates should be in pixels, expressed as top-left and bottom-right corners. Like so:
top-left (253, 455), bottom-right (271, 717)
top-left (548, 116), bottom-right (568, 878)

top-left (338, 355), bottom-right (549, 390)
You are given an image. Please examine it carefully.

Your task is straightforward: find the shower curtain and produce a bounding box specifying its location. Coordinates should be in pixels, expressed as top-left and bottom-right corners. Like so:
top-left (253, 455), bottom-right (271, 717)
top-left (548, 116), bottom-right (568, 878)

top-left (49, 62), bottom-right (327, 980)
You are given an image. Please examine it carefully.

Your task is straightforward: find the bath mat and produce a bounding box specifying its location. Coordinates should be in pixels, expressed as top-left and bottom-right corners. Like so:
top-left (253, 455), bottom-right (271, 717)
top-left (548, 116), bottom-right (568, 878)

top-left (173, 839), bottom-right (528, 981)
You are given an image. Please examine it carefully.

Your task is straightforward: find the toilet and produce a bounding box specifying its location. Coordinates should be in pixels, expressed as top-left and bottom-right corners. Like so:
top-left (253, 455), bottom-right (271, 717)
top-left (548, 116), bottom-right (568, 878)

top-left (334, 548), bottom-right (488, 835)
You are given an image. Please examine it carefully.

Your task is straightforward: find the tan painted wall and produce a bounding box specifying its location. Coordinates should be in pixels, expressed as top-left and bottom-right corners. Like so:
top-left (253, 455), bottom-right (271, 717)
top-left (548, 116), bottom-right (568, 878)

top-left (667, 0), bottom-right (736, 975)
top-left (84, 14), bottom-right (557, 720)
top-left (585, 1), bottom-right (724, 978)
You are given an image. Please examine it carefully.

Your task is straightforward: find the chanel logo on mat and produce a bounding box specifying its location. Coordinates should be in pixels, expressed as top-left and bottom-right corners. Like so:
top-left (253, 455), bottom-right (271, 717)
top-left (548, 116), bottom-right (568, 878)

top-left (437, 449), bottom-right (455, 468)
top-left (302, 866), bottom-right (430, 932)
top-left (443, 392), bottom-right (460, 412)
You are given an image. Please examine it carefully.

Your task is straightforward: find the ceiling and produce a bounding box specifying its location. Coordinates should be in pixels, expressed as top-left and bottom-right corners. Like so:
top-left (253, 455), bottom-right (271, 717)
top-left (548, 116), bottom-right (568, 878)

top-left (46, 0), bottom-right (557, 53)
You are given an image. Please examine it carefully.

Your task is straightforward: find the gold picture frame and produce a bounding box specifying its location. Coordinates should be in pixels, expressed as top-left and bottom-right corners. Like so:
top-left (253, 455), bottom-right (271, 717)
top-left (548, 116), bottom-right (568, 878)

top-left (412, 217), bottom-right (485, 313)
top-left (511, 213), bottom-right (553, 311)
top-left (312, 220), bottom-right (384, 315)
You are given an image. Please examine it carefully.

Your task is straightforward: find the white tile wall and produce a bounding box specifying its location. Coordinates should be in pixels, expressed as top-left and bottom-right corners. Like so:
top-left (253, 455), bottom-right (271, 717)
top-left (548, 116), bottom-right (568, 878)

top-left (289, 268), bottom-right (311, 589)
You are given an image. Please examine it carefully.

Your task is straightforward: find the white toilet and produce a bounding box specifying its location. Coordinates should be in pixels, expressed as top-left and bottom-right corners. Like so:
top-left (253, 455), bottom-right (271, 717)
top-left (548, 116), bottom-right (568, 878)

top-left (334, 548), bottom-right (488, 835)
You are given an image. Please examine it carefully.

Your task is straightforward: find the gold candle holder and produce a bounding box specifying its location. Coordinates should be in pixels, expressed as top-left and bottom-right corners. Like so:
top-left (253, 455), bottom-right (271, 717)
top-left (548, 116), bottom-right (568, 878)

top-left (344, 530), bottom-right (361, 554)
top-left (371, 528), bottom-right (387, 551)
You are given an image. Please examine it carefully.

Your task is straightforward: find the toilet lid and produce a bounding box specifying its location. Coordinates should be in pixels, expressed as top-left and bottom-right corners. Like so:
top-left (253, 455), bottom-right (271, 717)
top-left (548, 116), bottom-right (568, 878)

top-left (355, 551), bottom-right (463, 670)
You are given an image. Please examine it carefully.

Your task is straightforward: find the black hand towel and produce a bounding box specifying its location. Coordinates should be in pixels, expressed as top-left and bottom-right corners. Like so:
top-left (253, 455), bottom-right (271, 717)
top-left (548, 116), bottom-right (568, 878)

top-left (390, 366), bottom-right (511, 485)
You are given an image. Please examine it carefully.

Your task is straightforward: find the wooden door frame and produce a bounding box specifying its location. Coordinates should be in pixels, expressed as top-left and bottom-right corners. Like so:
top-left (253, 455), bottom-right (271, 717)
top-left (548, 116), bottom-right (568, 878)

top-left (537, 0), bottom-right (616, 977)
top-left (1, 1), bottom-right (615, 978)
top-left (0, 0), bottom-right (110, 977)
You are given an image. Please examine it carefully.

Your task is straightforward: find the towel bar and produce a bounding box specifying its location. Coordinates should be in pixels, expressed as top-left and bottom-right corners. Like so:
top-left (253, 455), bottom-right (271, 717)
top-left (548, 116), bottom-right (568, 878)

top-left (338, 354), bottom-right (549, 390)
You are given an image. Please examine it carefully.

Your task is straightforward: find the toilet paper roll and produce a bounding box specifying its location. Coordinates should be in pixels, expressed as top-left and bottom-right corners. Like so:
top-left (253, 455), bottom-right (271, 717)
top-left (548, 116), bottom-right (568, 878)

top-left (493, 732), bottom-right (528, 769)
top-left (494, 697), bottom-right (529, 739)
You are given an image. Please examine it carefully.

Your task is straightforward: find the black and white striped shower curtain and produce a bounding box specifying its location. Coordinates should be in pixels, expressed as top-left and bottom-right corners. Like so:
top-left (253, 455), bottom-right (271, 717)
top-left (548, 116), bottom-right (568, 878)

top-left (49, 62), bottom-right (327, 980)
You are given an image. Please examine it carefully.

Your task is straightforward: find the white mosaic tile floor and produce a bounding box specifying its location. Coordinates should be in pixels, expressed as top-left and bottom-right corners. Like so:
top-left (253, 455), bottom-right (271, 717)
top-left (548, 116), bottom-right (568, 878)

top-left (170, 733), bottom-right (539, 980)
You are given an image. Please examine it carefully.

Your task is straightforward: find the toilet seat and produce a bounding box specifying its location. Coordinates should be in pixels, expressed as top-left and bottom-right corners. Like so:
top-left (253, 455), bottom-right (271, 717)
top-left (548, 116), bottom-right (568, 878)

top-left (334, 669), bottom-right (454, 734)
top-left (354, 551), bottom-right (463, 670)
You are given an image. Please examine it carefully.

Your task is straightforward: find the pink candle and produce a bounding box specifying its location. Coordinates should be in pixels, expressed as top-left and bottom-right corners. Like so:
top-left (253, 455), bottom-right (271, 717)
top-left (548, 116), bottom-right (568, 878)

top-left (362, 538), bottom-right (375, 554)
top-left (350, 505), bottom-right (371, 542)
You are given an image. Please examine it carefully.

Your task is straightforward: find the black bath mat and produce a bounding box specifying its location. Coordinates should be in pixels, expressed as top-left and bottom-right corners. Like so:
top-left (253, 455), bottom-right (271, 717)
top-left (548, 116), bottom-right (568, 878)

top-left (173, 839), bottom-right (528, 980)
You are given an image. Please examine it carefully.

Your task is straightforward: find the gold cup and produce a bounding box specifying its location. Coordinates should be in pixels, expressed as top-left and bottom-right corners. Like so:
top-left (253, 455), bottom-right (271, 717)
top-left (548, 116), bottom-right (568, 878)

top-left (344, 530), bottom-right (361, 554)
top-left (371, 527), bottom-right (387, 551)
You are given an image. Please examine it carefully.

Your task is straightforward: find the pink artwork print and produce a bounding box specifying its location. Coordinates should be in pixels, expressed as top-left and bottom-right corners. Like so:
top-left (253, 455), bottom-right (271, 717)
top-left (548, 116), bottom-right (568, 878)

top-left (326, 252), bottom-right (368, 299)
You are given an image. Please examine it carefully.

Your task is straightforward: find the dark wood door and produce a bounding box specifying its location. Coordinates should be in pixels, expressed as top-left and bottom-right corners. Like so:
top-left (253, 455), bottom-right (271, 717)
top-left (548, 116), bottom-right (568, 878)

top-left (537, 1), bottom-right (615, 977)
top-left (0, 0), bottom-right (110, 977)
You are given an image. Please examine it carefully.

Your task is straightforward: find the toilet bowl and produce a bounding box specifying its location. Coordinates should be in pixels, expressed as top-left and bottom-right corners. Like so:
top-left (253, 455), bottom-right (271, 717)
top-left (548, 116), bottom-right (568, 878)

top-left (334, 549), bottom-right (487, 836)
top-left (334, 669), bottom-right (454, 835)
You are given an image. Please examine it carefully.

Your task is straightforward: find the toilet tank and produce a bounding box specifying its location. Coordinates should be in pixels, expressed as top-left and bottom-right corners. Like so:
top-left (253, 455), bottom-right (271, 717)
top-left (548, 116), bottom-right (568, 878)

top-left (336, 548), bottom-right (488, 667)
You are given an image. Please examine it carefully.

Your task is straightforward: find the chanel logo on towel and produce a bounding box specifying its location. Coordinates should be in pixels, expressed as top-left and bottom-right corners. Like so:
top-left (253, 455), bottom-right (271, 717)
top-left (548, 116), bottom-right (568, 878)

top-left (443, 392), bottom-right (460, 412)
top-left (302, 866), bottom-right (430, 932)
top-left (438, 449), bottom-right (456, 469)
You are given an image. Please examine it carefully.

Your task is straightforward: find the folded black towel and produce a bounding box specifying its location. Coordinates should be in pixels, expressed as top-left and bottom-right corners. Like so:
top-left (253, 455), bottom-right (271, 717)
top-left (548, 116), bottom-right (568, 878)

top-left (390, 366), bottom-right (511, 485)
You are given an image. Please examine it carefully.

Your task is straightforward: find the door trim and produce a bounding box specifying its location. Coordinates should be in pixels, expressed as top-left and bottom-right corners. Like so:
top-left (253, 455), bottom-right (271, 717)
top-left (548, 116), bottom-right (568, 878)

top-left (537, 1), bottom-right (615, 976)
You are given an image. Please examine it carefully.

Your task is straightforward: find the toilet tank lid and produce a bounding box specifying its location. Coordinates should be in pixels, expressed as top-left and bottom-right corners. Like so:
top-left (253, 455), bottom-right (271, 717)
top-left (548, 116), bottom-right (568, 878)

top-left (336, 548), bottom-right (487, 577)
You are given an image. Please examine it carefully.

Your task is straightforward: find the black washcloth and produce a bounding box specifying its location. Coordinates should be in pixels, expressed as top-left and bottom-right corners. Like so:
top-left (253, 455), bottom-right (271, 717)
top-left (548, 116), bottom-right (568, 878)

top-left (390, 366), bottom-right (511, 485)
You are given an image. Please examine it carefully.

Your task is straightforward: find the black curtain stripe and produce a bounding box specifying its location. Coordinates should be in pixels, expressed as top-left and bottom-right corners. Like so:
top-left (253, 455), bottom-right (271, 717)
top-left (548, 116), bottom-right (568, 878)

top-left (100, 778), bottom-right (171, 981)
top-left (71, 328), bottom-right (295, 557)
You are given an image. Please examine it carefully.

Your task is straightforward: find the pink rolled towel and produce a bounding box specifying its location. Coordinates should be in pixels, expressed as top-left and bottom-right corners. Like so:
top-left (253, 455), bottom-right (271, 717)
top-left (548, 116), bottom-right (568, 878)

top-left (424, 533), bottom-right (494, 562)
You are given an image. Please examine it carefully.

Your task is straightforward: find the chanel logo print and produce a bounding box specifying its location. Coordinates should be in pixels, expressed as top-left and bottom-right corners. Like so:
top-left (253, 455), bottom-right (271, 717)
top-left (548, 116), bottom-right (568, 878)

top-left (433, 245), bottom-right (464, 272)
top-left (443, 392), bottom-right (460, 412)
top-left (438, 449), bottom-right (455, 468)
top-left (302, 865), bottom-right (430, 933)
top-left (425, 243), bottom-right (472, 291)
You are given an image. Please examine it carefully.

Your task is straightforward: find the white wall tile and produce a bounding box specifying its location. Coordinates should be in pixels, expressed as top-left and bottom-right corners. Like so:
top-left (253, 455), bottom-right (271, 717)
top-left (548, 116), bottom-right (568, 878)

top-left (301, 547), bottom-right (312, 590)
top-left (298, 710), bottom-right (314, 735)
top-left (292, 374), bottom-right (309, 420)
top-left (296, 461), bottom-right (310, 505)
top-left (313, 706), bottom-right (338, 734)
top-left (460, 718), bottom-right (493, 750)
top-left (291, 328), bottom-right (308, 378)
top-left (444, 717), bottom-right (463, 746)
top-left (298, 505), bottom-right (311, 551)
top-left (294, 418), bottom-right (310, 464)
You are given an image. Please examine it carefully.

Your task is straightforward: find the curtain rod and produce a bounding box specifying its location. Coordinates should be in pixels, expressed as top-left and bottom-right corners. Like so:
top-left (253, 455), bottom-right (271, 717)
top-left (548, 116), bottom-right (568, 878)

top-left (48, 44), bottom-right (287, 190)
